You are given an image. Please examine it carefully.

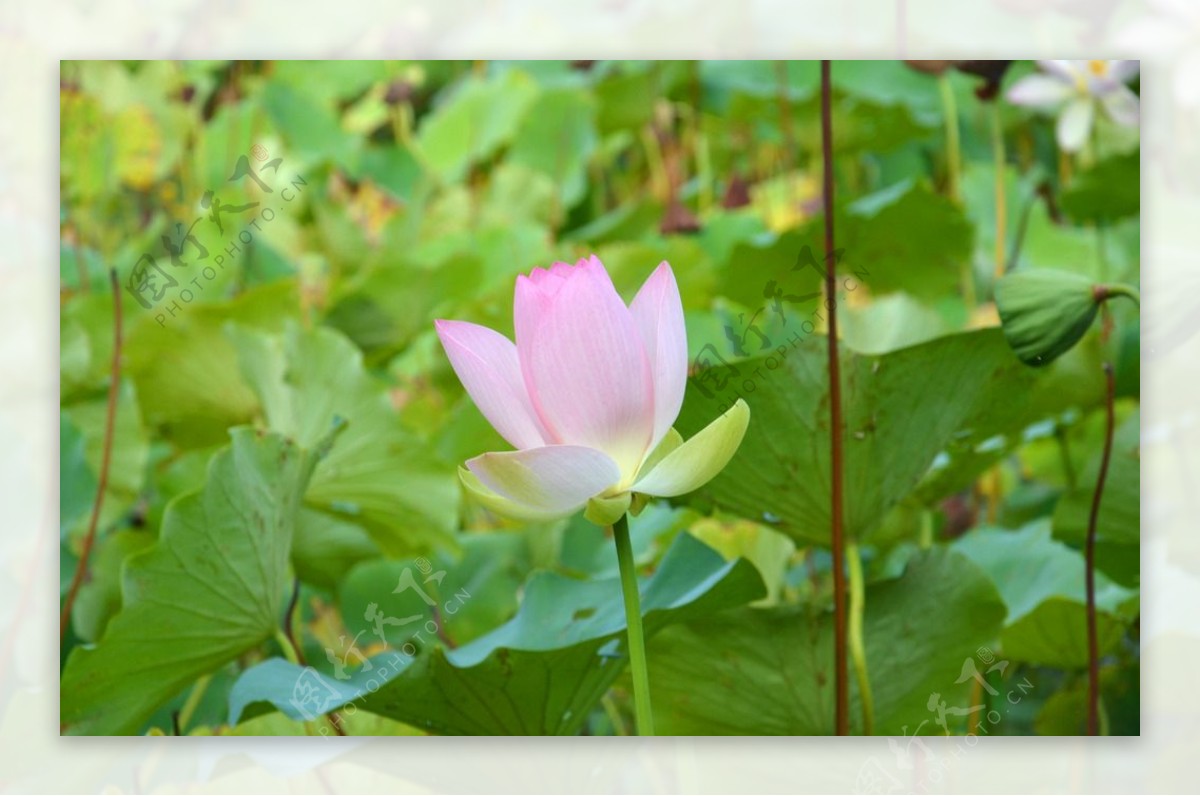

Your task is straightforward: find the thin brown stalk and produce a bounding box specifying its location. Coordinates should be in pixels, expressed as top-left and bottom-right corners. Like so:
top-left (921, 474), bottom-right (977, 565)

top-left (821, 60), bottom-right (850, 737)
top-left (60, 269), bottom-right (122, 643)
top-left (284, 578), bottom-right (307, 667)
top-left (284, 579), bottom-right (347, 735)
top-left (1086, 363), bottom-right (1116, 735)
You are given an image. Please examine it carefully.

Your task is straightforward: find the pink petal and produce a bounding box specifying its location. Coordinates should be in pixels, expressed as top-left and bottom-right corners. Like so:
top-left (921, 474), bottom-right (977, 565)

top-left (514, 260), bottom-right (596, 341)
top-left (577, 253), bottom-right (608, 274)
top-left (435, 319), bottom-right (550, 449)
top-left (527, 261), bottom-right (574, 295)
top-left (515, 256), bottom-right (655, 477)
top-left (466, 445), bottom-right (621, 515)
top-left (629, 261), bottom-right (688, 450)
top-left (512, 274), bottom-right (558, 436)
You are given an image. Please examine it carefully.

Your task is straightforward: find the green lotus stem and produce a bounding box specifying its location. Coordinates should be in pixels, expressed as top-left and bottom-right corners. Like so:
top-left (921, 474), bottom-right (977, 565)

top-left (847, 540), bottom-right (874, 735)
top-left (274, 626), bottom-right (332, 735)
top-left (991, 101), bottom-right (1007, 281)
top-left (613, 513), bottom-right (655, 736)
top-left (601, 694), bottom-right (629, 736)
top-left (1081, 124), bottom-right (1096, 170)
top-left (966, 676), bottom-right (983, 735)
top-left (1098, 283), bottom-right (1140, 308)
top-left (275, 627), bottom-right (302, 666)
top-left (918, 509), bottom-right (933, 550)
top-left (939, 74), bottom-right (962, 203)
top-left (939, 74), bottom-right (974, 305)
top-left (389, 102), bottom-right (413, 147)
top-left (177, 674), bottom-right (212, 734)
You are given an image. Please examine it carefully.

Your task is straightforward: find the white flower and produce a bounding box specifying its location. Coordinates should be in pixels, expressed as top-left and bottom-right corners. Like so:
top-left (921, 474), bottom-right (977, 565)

top-left (1006, 60), bottom-right (1140, 152)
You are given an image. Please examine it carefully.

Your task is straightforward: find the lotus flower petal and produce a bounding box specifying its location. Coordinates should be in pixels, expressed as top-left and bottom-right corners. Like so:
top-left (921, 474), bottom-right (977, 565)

top-left (637, 427), bottom-right (684, 480)
top-left (466, 444), bottom-right (621, 516)
top-left (1082, 60), bottom-right (1138, 95)
top-left (1036, 60), bottom-right (1078, 82)
top-left (516, 257), bottom-right (655, 477)
top-left (630, 261), bottom-right (689, 451)
top-left (526, 260), bottom-right (575, 296)
top-left (458, 467), bottom-right (564, 521)
top-left (1056, 97), bottom-right (1095, 152)
top-left (1006, 74), bottom-right (1073, 108)
top-left (633, 400), bottom-right (751, 498)
top-left (585, 492), bottom-right (633, 526)
top-left (435, 320), bottom-right (549, 449)
top-left (1101, 84), bottom-right (1140, 127)
top-left (441, 256), bottom-right (748, 525)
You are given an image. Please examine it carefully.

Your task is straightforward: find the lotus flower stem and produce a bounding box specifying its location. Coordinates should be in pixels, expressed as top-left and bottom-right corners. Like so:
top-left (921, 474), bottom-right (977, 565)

top-left (939, 73), bottom-right (962, 204)
top-left (1080, 129), bottom-right (1095, 169)
top-left (274, 627), bottom-right (302, 667)
top-left (918, 509), bottom-right (934, 550)
top-left (1085, 362), bottom-right (1116, 736)
top-left (601, 694), bottom-right (629, 736)
top-left (272, 626), bottom-right (340, 736)
top-left (847, 540), bottom-right (874, 735)
top-left (939, 73), bottom-right (976, 306)
top-left (991, 101), bottom-right (1008, 281)
top-left (821, 59), bottom-right (850, 737)
top-left (176, 674), bottom-right (213, 734)
top-left (61, 269), bottom-right (122, 644)
top-left (277, 581), bottom-right (347, 735)
top-left (1095, 283), bottom-right (1140, 308)
top-left (612, 513), bottom-right (655, 736)
top-left (1059, 147), bottom-right (1072, 185)
top-left (283, 578), bottom-right (308, 666)
top-left (966, 677), bottom-right (985, 735)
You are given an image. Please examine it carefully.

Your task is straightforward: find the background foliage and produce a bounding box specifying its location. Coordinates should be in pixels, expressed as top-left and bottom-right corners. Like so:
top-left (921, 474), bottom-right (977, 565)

top-left (59, 60), bottom-right (1139, 736)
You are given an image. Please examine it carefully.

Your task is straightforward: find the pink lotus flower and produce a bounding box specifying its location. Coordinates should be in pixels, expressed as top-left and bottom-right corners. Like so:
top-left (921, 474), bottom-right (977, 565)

top-left (435, 256), bottom-right (749, 525)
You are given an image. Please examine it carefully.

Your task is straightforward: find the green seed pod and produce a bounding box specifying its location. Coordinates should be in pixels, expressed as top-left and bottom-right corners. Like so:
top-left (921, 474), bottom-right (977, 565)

top-left (995, 269), bottom-right (1100, 367)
